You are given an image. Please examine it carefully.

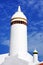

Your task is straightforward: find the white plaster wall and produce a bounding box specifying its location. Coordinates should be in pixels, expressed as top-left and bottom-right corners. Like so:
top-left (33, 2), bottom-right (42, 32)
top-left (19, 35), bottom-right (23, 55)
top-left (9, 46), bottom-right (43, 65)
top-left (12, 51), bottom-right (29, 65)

top-left (33, 54), bottom-right (38, 63)
top-left (0, 54), bottom-right (8, 64)
top-left (1, 55), bottom-right (28, 65)
top-left (10, 24), bottom-right (27, 56)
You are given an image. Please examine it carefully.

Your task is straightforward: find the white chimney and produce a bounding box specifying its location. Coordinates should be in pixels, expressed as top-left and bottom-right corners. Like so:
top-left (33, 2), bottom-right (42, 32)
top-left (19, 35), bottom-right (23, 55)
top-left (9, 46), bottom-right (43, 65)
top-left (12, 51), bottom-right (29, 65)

top-left (33, 49), bottom-right (38, 63)
top-left (10, 6), bottom-right (27, 56)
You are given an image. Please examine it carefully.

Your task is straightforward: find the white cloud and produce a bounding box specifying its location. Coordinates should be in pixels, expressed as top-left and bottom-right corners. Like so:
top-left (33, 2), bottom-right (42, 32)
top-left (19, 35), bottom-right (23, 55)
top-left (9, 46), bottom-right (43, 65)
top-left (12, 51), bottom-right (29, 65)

top-left (31, 0), bottom-right (43, 17)
top-left (2, 39), bottom-right (10, 46)
top-left (28, 32), bottom-right (43, 55)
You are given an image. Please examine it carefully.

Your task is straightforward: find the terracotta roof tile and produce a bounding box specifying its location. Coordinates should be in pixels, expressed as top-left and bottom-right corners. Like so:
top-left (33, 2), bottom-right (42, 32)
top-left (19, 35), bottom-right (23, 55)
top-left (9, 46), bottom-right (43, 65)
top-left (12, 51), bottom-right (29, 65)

top-left (39, 63), bottom-right (43, 65)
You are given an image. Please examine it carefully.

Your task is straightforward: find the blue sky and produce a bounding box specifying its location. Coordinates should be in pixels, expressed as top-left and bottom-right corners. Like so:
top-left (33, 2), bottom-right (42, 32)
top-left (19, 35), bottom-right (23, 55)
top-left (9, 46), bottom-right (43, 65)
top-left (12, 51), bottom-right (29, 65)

top-left (0, 0), bottom-right (43, 61)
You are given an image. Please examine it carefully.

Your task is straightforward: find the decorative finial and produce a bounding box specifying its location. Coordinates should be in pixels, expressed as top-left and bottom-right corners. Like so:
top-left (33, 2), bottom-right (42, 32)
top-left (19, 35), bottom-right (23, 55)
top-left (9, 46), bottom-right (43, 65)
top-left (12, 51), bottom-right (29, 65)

top-left (18, 6), bottom-right (21, 12)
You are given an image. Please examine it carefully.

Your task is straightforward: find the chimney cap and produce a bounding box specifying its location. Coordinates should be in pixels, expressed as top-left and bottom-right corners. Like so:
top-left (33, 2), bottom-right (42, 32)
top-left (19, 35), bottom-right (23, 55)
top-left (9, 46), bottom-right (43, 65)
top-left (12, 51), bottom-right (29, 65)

top-left (11, 6), bottom-right (27, 22)
top-left (33, 49), bottom-right (38, 54)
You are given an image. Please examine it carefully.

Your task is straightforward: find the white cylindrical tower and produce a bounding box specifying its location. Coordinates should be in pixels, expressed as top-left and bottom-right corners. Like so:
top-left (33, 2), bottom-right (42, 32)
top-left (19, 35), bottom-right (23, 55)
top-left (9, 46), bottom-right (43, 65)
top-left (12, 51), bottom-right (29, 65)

top-left (10, 6), bottom-right (27, 56)
top-left (33, 49), bottom-right (38, 63)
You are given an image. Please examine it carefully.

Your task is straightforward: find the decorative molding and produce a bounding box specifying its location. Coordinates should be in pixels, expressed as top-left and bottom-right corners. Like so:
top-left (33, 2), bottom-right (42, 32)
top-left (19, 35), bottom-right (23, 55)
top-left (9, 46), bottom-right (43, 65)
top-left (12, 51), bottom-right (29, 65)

top-left (11, 21), bottom-right (27, 25)
top-left (11, 17), bottom-right (27, 21)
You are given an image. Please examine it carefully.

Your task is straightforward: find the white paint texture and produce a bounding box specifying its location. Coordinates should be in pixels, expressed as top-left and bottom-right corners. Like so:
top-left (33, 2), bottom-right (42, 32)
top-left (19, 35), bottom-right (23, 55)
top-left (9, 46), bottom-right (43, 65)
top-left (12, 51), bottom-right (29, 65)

top-left (10, 24), bottom-right (27, 56)
top-left (33, 49), bottom-right (38, 63)
top-left (0, 54), bottom-right (8, 64)
top-left (1, 55), bottom-right (28, 65)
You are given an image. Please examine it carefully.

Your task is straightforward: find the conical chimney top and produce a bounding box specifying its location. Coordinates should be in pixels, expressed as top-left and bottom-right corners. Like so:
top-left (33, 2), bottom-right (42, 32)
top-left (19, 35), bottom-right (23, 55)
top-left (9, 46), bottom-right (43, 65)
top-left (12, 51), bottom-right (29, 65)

top-left (11, 6), bottom-right (27, 23)
top-left (33, 49), bottom-right (38, 54)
